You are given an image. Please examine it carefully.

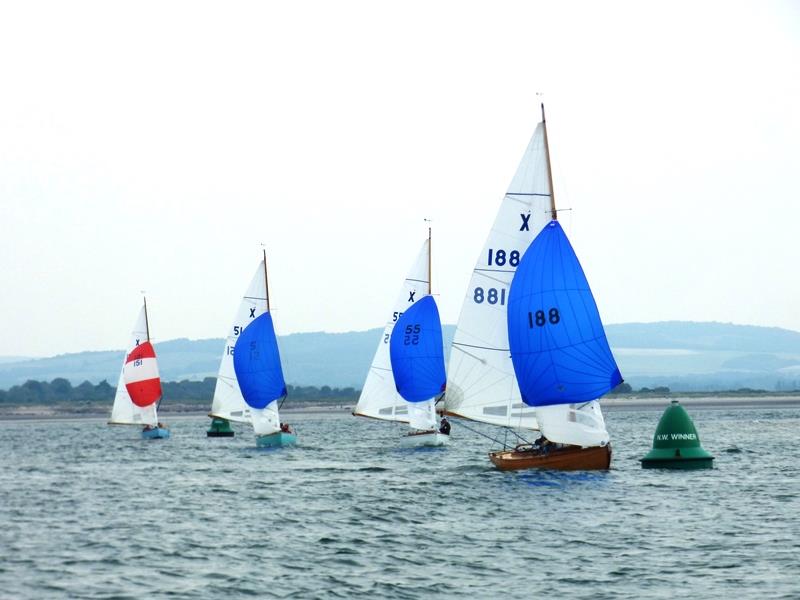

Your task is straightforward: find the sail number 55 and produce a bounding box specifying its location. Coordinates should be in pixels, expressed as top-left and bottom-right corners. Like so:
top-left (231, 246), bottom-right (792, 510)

top-left (473, 287), bottom-right (506, 305)
top-left (404, 324), bottom-right (421, 345)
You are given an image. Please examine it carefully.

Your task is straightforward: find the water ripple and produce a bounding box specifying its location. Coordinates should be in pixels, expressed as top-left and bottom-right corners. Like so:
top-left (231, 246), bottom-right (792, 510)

top-left (1, 407), bottom-right (799, 598)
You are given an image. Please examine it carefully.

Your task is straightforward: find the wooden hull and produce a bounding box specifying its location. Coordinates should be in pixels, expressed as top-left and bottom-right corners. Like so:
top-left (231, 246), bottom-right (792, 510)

top-left (399, 430), bottom-right (449, 447)
top-left (489, 444), bottom-right (611, 471)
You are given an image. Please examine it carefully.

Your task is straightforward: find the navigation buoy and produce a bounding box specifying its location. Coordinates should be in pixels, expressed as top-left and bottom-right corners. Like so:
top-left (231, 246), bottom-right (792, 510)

top-left (207, 417), bottom-right (235, 438)
top-left (641, 400), bottom-right (714, 469)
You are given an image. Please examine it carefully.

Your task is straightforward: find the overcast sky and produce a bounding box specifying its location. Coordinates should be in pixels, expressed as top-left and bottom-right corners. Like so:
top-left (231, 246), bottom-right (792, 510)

top-left (1, 1), bottom-right (798, 357)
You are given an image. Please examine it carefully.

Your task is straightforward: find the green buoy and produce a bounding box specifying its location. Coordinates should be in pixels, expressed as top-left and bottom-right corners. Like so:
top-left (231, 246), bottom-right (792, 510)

top-left (207, 417), bottom-right (235, 438)
top-left (641, 400), bottom-right (714, 469)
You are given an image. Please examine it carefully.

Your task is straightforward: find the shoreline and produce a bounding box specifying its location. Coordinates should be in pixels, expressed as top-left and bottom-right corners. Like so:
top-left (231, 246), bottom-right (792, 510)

top-left (2, 395), bottom-right (800, 422)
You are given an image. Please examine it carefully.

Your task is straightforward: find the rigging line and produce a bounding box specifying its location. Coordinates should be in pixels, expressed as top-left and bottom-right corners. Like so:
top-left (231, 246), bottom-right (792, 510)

top-left (453, 341), bottom-right (510, 352)
top-left (450, 418), bottom-right (509, 447)
top-left (506, 192), bottom-right (552, 197)
top-left (405, 278), bottom-right (429, 284)
top-left (474, 268), bottom-right (516, 274)
top-left (242, 295), bottom-right (268, 301)
top-left (504, 427), bottom-right (533, 445)
top-left (471, 272), bottom-right (512, 286)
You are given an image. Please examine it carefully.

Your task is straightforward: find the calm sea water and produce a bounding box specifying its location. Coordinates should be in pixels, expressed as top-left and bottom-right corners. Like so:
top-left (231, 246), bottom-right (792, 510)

top-left (1, 405), bottom-right (799, 599)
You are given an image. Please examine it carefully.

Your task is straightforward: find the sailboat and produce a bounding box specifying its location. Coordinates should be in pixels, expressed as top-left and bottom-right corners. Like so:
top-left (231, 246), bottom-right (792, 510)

top-left (445, 105), bottom-right (621, 470)
top-left (354, 228), bottom-right (449, 447)
top-left (207, 257), bottom-right (269, 438)
top-left (108, 298), bottom-right (170, 439)
top-left (220, 251), bottom-right (295, 448)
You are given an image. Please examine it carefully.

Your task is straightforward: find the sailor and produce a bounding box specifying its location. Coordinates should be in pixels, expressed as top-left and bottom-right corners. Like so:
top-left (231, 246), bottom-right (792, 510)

top-left (280, 422), bottom-right (292, 434)
top-left (534, 434), bottom-right (551, 452)
top-left (439, 416), bottom-right (451, 435)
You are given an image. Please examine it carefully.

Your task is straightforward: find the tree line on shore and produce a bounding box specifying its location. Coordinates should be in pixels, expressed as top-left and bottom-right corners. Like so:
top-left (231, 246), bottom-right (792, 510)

top-left (0, 378), bottom-right (360, 404)
top-left (1, 378), bottom-right (794, 405)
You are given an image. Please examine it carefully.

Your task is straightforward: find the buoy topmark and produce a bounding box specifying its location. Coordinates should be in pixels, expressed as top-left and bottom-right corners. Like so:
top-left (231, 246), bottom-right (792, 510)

top-left (641, 400), bottom-right (714, 469)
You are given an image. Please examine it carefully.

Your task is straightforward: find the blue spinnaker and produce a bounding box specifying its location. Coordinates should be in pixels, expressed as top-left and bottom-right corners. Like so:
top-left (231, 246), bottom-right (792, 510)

top-left (507, 220), bottom-right (622, 406)
top-left (233, 312), bottom-right (287, 409)
top-left (389, 295), bottom-right (446, 403)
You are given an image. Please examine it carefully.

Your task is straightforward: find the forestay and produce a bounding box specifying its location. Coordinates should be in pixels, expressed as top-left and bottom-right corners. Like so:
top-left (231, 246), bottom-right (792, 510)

top-left (109, 305), bottom-right (159, 427)
top-left (354, 240), bottom-right (430, 423)
top-left (507, 220), bottom-right (621, 446)
top-left (210, 262), bottom-right (269, 423)
top-left (233, 311), bottom-right (286, 436)
top-left (444, 124), bottom-right (551, 430)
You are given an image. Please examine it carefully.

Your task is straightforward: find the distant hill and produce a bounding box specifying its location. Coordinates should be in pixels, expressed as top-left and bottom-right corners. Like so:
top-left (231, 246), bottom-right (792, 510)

top-left (0, 329), bottom-right (455, 390)
top-left (604, 322), bottom-right (800, 391)
top-left (0, 356), bottom-right (32, 364)
top-left (1, 322), bottom-right (799, 391)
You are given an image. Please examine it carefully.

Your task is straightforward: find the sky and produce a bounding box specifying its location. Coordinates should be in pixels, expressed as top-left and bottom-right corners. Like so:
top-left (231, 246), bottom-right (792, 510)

top-left (1, 1), bottom-right (798, 357)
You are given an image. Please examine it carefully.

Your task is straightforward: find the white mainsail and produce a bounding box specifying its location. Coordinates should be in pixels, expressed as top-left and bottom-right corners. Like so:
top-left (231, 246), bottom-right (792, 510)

top-left (109, 305), bottom-right (158, 427)
top-left (444, 124), bottom-right (552, 430)
top-left (251, 402), bottom-right (281, 436)
top-left (354, 239), bottom-right (431, 424)
top-left (407, 400), bottom-right (437, 431)
top-left (535, 402), bottom-right (609, 447)
top-left (209, 261), bottom-right (269, 424)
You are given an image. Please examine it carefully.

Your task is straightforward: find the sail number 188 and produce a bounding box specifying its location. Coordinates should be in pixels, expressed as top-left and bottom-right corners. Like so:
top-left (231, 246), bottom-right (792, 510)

top-left (528, 308), bottom-right (560, 327)
top-left (488, 249), bottom-right (520, 267)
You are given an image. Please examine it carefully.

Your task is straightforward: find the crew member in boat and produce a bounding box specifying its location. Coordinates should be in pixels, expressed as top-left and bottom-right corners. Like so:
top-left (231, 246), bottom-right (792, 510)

top-left (280, 422), bottom-right (292, 434)
top-left (534, 435), bottom-right (551, 453)
top-left (439, 416), bottom-right (451, 435)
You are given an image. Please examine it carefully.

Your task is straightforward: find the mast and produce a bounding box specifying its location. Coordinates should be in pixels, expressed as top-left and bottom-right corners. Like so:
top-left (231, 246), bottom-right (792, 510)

top-left (541, 103), bottom-right (558, 221)
top-left (427, 226), bottom-right (432, 295)
top-left (143, 294), bottom-right (151, 342)
top-left (142, 294), bottom-right (163, 410)
top-left (262, 248), bottom-right (284, 407)
top-left (263, 249), bottom-right (271, 312)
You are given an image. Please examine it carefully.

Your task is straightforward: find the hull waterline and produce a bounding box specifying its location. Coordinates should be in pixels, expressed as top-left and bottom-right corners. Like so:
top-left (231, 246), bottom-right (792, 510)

top-left (141, 427), bottom-right (170, 440)
top-left (489, 443), bottom-right (611, 471)
top-left (399, 430), bottom-right (449, 447)
top-left (256, 432), bottom-right (297, 448)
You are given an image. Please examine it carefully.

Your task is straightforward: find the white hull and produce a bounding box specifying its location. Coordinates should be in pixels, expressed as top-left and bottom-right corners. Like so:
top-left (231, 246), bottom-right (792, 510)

top-left (399, 430), bottom-right (449, 447)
